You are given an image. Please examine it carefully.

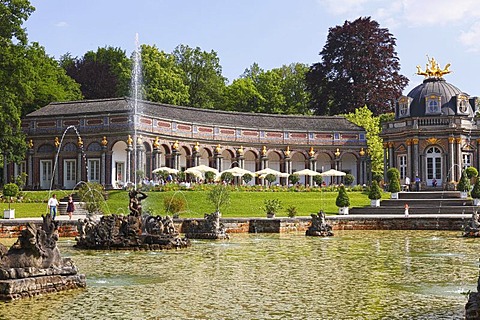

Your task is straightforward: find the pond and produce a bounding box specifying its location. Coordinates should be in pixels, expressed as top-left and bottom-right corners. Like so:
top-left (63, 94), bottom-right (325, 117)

top-left (0, 230), bottom-right (477, 319)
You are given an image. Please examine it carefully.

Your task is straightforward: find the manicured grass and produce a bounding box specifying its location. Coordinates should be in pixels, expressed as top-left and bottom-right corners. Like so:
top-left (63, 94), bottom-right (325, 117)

top-left (2, 189), bottom-right (390, 218)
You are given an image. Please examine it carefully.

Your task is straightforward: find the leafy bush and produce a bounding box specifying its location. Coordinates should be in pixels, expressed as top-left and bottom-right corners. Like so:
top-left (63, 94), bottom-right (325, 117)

top-left (372, 171), bottom-right (383, 183)
top-left (288, 174), bottom-right (300, 185)
top-left (344, 174), bottom-right (354, 186)
top-left (335, 185), bottom-right (350, 207)
top-left (466, 167), bottom-right (479, 179)
top-left (242, 173), bottom-right (253, 184)
top-left (368, 181), bottom-right (382, 200)
top-left (263, 199), bottom-right (282, 216)
top-left (313, 175), bottom-right (323, 186)
top-left (3, 183), bottom-right (19, 210)
top-left (207, 184), bottom-right (230, 213)
top-left (457, 171), bottom-right (471, 192)
top-left (220, 172), bottom-right (234, 184)
top-left (472, 177), bottom-right (480, 199)
top-left (286, 205), bottom-right (297, 218)
top-left (163, 195), bottom-right (187, 217)
top-left (387, 168), bottom-right (401, 193)
top-left (265, 174), bottom-right (277, 185)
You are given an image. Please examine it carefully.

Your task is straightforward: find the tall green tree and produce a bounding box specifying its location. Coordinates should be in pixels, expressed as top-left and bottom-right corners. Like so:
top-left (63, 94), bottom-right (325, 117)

top-left (344, 106), bottom-right (385, 173)
top-left (61, 46), bottom-right (130, 99)
top-left (173, 44), bottom-right (227, 109)
top-left (222, 77), bottom-right (263, 112)
top-left (306, 17), bottom-right (408, 116)
top-left (141, 44), bottom-right (189, 105)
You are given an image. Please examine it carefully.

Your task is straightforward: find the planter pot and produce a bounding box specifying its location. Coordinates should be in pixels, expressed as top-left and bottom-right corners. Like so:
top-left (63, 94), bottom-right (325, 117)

top-left (390, 192), bottom-right (399, 199)
top-left (338, 207), bottom-right (349, 215)
top-left (3, 209), bottom-right (15, 219)
top-left (267, 213), bottom-right (276, 218)
top-left (370, 199), bottom-right (380, 207)
top-left (460, 191), bottom-right (468, 199)
top-left (474, 198), bottom-right (480, 206)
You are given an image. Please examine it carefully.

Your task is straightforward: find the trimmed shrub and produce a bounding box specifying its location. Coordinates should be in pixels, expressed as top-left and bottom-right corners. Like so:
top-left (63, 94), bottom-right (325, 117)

top-left (457, 171), bottom-right (471, 192)
top-left (265, 174), bottom-right (277, 185)
top-left (313, 175), bottom-right (323, 186)
top-left (204, 171), bottom-right (216, 183)
top-left (387, 168), bottom-right (401, 193)
top-left (344, 174), bottom-right (354, 186)
top-left (335, 185), bottom-right (350, 207)
top-left (372, 171), bottom-right (383, 183)
top-left (368, 180), bottom-right (382, 200)
top-left (288, 174), bottom-right (300, 185)
top-left (242, 173), bottom-right (253, 184)
top-left (220, 172), bottom-right (234, 184)
top-left (472, 177), bottom-right (480, 199)
top-left (466, 166), bottom-right (479, 179)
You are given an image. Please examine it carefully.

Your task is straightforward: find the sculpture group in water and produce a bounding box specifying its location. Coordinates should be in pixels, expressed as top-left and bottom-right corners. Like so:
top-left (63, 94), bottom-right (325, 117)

top-left (306, 211), bottom-right (334, 237)
top-left (184, 211), bottom-right (230, 240)
top-left (75, 190), bottom-right (191, 250)
top-left (463, 211), bottom-right (480, 237)
top-left (0, 214), bottom-right (85, 300)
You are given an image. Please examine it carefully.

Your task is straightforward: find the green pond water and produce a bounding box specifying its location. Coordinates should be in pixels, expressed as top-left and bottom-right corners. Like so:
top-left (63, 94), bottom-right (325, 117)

top-left (0, 230), bottom-right (478, 320)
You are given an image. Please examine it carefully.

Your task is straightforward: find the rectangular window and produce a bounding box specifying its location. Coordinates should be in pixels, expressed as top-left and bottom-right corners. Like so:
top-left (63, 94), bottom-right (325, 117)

top-left (260, 131), bottom-right (265, 138)
top-left (398, 155), bottom-right (407, 179)
top-left (284, 132), bottom-right (289, 139)
top-left (359, 133), bottom-right (365, 141)
top-left (172, 122), bottom-right (177, 131)
top-left (88, 159), bottom-right (100, 182)
top-left (334, 133), bottom-right (340, 140)
top-left (463, 153), bottom-right (472, 169)
top-left (309, 132), bottom-right (314, 140)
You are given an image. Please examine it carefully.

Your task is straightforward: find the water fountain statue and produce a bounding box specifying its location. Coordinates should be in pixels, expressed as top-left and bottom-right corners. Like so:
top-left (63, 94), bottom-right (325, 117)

top-left (0, 214), bottom-right (86, 300)
top-left (183, 211), bottom-right (230, 240)
top-left (305, 211), bottom-right (334, 237)
top-left (463, 211), bottom-right (480, 237)
top-left (74, 191), bottom-right (190, 250)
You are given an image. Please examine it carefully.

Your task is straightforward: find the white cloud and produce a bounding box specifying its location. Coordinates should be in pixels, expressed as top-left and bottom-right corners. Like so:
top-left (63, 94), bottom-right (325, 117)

top-left (460, 22), bottom-right (480, 52)
top-left (54, 21), bottom-right (68, 27)
top-left (318, 0), bottom-right (372, 16)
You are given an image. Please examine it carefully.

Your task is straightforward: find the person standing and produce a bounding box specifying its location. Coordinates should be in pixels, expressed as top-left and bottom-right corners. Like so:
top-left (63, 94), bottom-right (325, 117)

top-left (405, 176), bottom-right (410, 191)
top-left (48, 194), bottom-right (59, 219)
top-left (66, 195), bottom-right (75, 220)
top-left (415, 176), bottom-right (421, 191)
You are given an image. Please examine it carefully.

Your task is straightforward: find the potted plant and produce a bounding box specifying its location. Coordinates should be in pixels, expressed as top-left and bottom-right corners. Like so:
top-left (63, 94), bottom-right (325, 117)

top-left (471, 176), bottom-right (480, 206)
top-left (263, 199), bottom-right (282, 218)
top-left (368, 180), bottom-right (382, 207)
top-left (335, 185), bottom-right (350, 215)
top-left (3, 183), bottom-right (19, 219)
top-left (387, 168), bottom-right (401, 199)
top-left (457, 171), bottom-right (471, 199)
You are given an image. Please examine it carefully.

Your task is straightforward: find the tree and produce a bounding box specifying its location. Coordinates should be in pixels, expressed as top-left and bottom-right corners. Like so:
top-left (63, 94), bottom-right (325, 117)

top-left (457, 171), bottom-right (471, 192)
top-left (207, 184), bottom-right (230, 213)
top-left (344, 173), bottom-right (355, 186)
top-left (173, 44), bottom-right (227, 109)
top-left (141, 44), bottom-right (189, 105)
top-left (222, 77), bottom-right (263, 112)
top-left (335, 185), bottom-right (350, 207)
top-left (61, 46), bottom-right (130, 99)
top-left (387, 168), bottom-right (401, 193)
top-left (288, 174), bottom-right (300, 185)
top-left (344, 106), bottom-right (385, 172)
top-left (471, 176), bottom-right (480, 199)
top-left (306, 17), bottom-right (408, 116)
top-left (368, 181), bottom-right (382, 200)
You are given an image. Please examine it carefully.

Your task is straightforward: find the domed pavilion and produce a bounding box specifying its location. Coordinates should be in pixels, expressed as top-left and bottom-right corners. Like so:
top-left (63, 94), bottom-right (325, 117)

top-left (381, 57), bottom-right (479, 189)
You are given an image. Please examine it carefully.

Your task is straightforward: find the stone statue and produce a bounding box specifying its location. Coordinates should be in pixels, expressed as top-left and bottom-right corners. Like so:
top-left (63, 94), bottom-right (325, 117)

top-left (306, 210), bottom-right (334, 237)
top-left (0, 214), bottom-right (85, 300)
top-left (464, 211), bottom-right (480, 237)
top-left (128, 190), bottom-right (148, 216)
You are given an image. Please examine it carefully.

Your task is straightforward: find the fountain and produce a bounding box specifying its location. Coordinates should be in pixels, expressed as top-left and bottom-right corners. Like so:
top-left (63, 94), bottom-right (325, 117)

top-left (305, 211), bottom-right (334, 237)
top-left (0, 215), bottom-right (85, 300)
top-left (74, 190), bottom-right (190, 250)
top-left (130, 33), bottom-right (143, 187)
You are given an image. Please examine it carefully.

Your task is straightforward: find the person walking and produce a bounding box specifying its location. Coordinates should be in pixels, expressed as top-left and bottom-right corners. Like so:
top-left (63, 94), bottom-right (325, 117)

top-left (66, 195), bottom-right (75, 220)
top-left (48, 194), bottom-right (59, 219)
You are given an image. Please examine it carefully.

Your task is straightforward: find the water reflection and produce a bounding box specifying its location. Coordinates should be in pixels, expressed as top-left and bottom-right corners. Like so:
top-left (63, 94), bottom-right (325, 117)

top-left (0, 231), bottom-right (476, 319)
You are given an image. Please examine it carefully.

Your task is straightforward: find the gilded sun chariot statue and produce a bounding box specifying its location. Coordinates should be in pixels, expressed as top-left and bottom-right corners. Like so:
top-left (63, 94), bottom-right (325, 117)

top-left (416, 57), bottom-right (451, 78)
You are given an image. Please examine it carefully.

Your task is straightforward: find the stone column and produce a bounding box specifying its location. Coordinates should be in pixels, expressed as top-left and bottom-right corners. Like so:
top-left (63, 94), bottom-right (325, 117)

top-left (215, 155), bottom-right (223, 172)
top-left (152, 147), bottom-right (160, 169)
top-left (126, 145), bottom-right (132, 184)
top-left (27, 148), bottom-right (34, 188)
top-left (477, 139), bottom-right (480, 170)
top-left (448, 136), bottom-right (455, 182)
top-left (309, 156), bottom-right (316, 186)
top-left (171, 150), bottom-right (180, 171)
top-left (383, 142), bottom-right (388, 180)
top-left (456, 137), bottom-right (463, 181)
top-left (412, 138), bottom-right (419, 178)
top-left (191, 151), bottom-right (199, 167)
top-left (406, 139), bottom-right (412, 179)
top-left (100, 145), bottom-right (107, 185)
top-left (77, 147), bottom-right (84, 183)
top-left (388, 142), bottom-right (394, 169)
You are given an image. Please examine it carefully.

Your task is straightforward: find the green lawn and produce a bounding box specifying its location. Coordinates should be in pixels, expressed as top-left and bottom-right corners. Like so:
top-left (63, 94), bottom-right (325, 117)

top-left (1, 189), bottom-right (390, 218)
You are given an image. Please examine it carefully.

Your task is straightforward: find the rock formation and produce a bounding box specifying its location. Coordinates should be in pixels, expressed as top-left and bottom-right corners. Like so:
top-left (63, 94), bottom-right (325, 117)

top-left (0, 214), bottom-right (86, 300)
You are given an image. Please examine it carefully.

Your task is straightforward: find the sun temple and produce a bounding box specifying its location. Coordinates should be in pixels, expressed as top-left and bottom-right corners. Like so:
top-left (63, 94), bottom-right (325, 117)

top-left (381, 58), bottom-right (479, 188)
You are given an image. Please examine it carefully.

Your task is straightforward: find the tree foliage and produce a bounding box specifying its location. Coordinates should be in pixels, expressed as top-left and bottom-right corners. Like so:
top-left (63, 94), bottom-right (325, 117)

top-left (141, 44), bottom-right (189, 105)
top-left (207, 184), bottom-right (230, 213)
top-left (61, 46), bottom-right (130, 99)
top-left (173, 44), bottom-right (227, 109)
top-left (335, 185), bottom-right (350, 207)
top-left (368, 180), bottom-right (382, 200)
top-left (344, 106), bottom-right (385, 172)
top-left (306, 17), bottom-right (408, 116)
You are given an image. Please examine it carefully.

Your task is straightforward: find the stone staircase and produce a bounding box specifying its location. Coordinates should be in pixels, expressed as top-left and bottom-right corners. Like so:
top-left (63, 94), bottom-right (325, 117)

top-left (349, 191), bottom-right (477, 215)
top-left (58, 193), bottom-right (90, 217)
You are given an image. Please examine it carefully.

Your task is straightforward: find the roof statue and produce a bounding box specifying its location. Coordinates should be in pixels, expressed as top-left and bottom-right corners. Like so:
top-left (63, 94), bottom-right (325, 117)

top-left (416, 57), bottom-right (451, 78)
top-left (153, 137), bottom-right (160, 148)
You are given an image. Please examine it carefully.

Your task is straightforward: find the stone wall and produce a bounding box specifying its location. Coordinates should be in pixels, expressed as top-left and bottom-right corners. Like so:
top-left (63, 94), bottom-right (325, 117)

top-left (0, 216), bottom-right (465, 238)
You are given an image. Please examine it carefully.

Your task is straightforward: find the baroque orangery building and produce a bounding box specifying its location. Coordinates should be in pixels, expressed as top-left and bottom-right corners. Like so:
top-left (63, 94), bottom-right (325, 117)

top-left (15, 98), bottom-right (368, 190)
top-left (382, 58), bottom-right (480, 188)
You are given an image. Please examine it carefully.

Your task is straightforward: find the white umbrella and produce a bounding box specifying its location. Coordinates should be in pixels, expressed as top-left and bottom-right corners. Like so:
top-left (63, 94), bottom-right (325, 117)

top-left (220, 167), bottom-right (254, 177)
top-left (255, 168), bottom-right (284, 177)
top-left (293, 169), bottom-right (322, 176)
top-left (320, 169), bottom-right (346, 177)
top-left (152, 167), bottom-right (179, 174)
top-left (184, 168), bottom-right (203, 178)
top-left (186, 164), bottom-right (219, 175)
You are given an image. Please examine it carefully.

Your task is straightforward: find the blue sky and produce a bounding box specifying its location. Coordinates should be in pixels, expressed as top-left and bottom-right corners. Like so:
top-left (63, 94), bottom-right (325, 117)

top-left (25, 0), bottom-right (480, 97)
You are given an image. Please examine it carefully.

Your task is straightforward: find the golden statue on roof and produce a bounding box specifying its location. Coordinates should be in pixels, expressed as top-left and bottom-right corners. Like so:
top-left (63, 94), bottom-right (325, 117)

top-left (153, 137), bottom-right (160, 148)
top-left (416, 57), bottom-right (451, 78)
